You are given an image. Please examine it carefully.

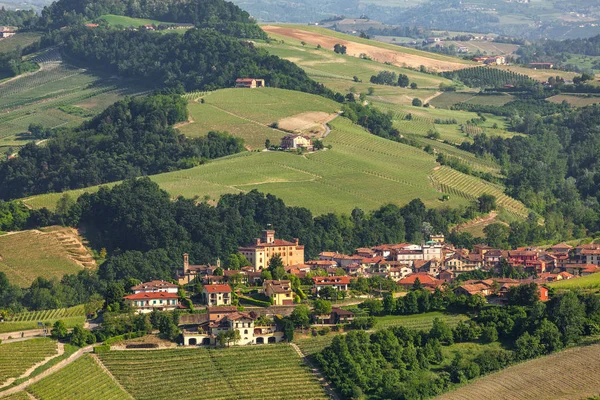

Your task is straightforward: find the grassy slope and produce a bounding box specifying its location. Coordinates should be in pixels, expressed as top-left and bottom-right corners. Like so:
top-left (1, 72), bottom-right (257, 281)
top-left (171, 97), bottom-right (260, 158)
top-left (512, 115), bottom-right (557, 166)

top-left (22, 88), bottom-right (528, 216)
top-left (0, 229), bottom-right (86, 288)
top-left (28, 354), bottom-right (134, 400)
top-left (99, 14), bottom-right (164, 27)
top-left (549, 273), bottom-right (600, 290)
top-left (99, 345), bottom-right (327, 400)
top-left (436, 342), bottom-right (600, 400)
top-left (0, 32), bottom-right (42, 54)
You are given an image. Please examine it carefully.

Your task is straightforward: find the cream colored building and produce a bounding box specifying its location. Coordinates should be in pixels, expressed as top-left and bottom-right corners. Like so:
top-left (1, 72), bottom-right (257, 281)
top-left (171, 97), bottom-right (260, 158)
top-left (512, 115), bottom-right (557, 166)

top-left (281, 134), bottom-right (313, 150)
top-left (263, 280), bottom-right (294, 305)
top-left (239, 230), bottom-right (305, 271)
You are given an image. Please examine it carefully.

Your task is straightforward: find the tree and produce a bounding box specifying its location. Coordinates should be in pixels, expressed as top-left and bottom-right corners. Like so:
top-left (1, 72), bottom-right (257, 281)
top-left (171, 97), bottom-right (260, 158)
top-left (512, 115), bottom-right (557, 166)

top-left (367, 87), bottom-right (375, 95)
top-left (507, 283), bottom-right (540, 307)
top-left (313, 299), bottom-right (332, 320)
top-left (51, 320), bottom-right (68, 339)
top-left (480, 325), bottom-right (498, 343)
top-left (268, 254), bottom-right (286, 280)
top-left (429, 318), bottom-right (454, 344)
top-left (548, 291), bottom-right (586, 345)
top-left (410, 82), bottom-right (418, 89)
top-left (214, 267), bottom-right (224, 276)
top-left (411, 278), bottom-right (423, 291)
top-left (515, 332), bottom-right (543, 360)
top-left (265, 138), bottom-right (271, 149)
top-left (477, 194), bottom-right (497, 213)
top-left (333, 44), bottom-right (347, 54)
top-left (216, 331), bottom-right (227, 347)
top-left (318, 286), bottom-right (337, 300)
top-left (483, 223), bottom-right (509, 248)
top-left (397, 74), bottom-right (409, 87)
top-left (291, 305), bottom-right (311, 329)
top-left (412, 98), bottom-right (423, 107)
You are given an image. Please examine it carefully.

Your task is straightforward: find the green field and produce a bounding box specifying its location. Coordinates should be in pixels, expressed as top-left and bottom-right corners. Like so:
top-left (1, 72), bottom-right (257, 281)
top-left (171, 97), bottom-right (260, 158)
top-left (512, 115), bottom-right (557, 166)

top-left (180, 88), bottom-right (340, 149)
top-left (429, 92), bottom-right (514, 109)
top-left (99, 345), bottom-right (327, 400)
top-left (549, 273), bottom-right (600, 291)
top-left (0, 338), bottom-right (58, 385)
top-left (28, 354), bottom-right (133, 400)
top-left (0, 228), bottom-right (89, 288)
top-left (373, 312), bottom-right (469, 330)
top-left (99, 14), bottom-right (165, 27)
top-left (547, 94), bottom-right (600, 107)
top-left (0, 305), bottom-right (86, 334)
top-left (0, 32), bottom-right (42, 54)
top-left (0, 392), bottom-right (31, 400)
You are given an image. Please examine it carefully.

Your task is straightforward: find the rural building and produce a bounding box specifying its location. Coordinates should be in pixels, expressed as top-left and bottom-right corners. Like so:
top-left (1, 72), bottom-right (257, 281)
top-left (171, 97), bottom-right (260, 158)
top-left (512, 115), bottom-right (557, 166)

top-left (263, 279), bottom-right (294, 305)
top-left (398, 273), bottom-right (442, 290)
top-left (280, 134), bottom-right (313, 150)
top-left (0, 26), bottom-right (16, 38)
top-left (238, 230), bottom-right (305, 271)
top-left (131, 280), bottom-right (179, 294)
top-left (320, 307), bottom-right (355, 324)
top-left (313, 276), bottom-right (351, 292)
top-left (182, 307), bottom-right (284, 346)
top-left (124, 280), bottom-right (181, 314)
top-left (454, 283), bottom-right (490, 297)
top-left (235, 78), bottom-right (265, 88)
top-left (202, 284), bottom-right (232, 306)
top-left (177, 253), bottom-right (219, 285)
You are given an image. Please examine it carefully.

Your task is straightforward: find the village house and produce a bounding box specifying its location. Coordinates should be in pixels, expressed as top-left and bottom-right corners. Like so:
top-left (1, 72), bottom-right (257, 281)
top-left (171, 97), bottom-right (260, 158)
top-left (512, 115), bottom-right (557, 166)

top-left (498, 283), bottom-right (549, 302)
top-left (263, 280), bottom-right (295, 305)
top-left (398, 273), bottom-right (442, 290)
top-left (387, 266), bottom-right (413, 281)
top-left (280, 134), bottom-right (313, 151)
top-left (202, 284), bottom-right (232, 306)
top-left (177, 253), bottom-right (219, 285)
top-left (238, 230), bottom-right (305, 271)
top-left (454, 283), bottom-right (491, 297)
top-left (320, 307), bottom-right (355, 324)
top-left (123, 280), bottom-right (180, 313)
top-left (414, 259), bottom-right (441, 276)
top-left (313, 276), bottom-right (351, 293)
top-left (575, 244), bottom-right (600, 265)
top-left (0, 26), bottom-right (16, 38)
top-left (182, 307), bottom-right (284, 346)
top-left (307, 259), bottom-right (338, 269)
top-left (235, 78), bottom-right (265, 88)
top-left (444, 252), bottom-right (483, 274)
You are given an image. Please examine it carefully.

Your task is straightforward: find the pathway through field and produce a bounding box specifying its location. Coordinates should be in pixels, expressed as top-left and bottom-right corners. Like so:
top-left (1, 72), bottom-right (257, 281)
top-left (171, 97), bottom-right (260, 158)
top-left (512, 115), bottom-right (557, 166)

top-left (290, 342), bottom-right (341, 400)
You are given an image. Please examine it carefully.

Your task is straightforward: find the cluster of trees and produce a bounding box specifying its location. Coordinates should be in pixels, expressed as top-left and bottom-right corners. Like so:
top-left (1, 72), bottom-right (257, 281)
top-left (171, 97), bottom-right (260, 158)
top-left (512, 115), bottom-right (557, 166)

top-left (342, 102), bottom-right (400, 141)
top-left (452, 98), bottom-right (570, 119)
top-left (369, 71), bottom-right (410, 87)
top-left (516, 34), bottom-right (600, 65)
top-left (441, 67), bottom-right (535, 89)
top-left (38, 0), bottom-right (266, 39)
top-left (0, 93), bottom-right (245, 199)
top-left (460, 104), bottom-right (600, 237)
top-left (56, 27), bottom-right (332, 97)
top-left (333, 43), bottom-right (347, 54)
top-left (0, 51), bottom-right (38, 79)
top-left (316, 288), bottom-right (600, 399)
top-left (0, 8), bottom-right (38, 28)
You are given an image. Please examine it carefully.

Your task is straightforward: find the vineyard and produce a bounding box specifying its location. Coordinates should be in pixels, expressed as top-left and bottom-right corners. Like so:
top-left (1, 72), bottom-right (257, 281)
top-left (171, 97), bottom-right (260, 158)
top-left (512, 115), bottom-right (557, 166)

top-left (0, 339), bottom-right (58, 385)
top-left (374, 312), bottom-right (469, 331)
top-left (549, 273), bottom-right (600, 291)
top-left (430, 166), bottom-right (530, 219)
top-left (28, 355), bottom-right (133, 400)
top-left (436, 342), bottom-right (600, 400)
top-left (0, 306), bottom-right (86, 334)
top-left (441, 66), bottom-right (534, 88)
top-left (99, 345), bottom-right (327, 400)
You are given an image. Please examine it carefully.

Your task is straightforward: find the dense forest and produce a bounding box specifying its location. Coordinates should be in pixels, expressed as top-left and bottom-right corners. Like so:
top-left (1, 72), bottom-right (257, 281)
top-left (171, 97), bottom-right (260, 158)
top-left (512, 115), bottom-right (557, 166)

top-left (56, 26), bottom-right (332, 96)
top-left (460, 104), bottom-right (600, 237)
top-left (0, 93), bottom-right (245, 199)
top-left (0, 8), bottom-right (38, 28)
top-left (39, 0), bottom-right (266, 38)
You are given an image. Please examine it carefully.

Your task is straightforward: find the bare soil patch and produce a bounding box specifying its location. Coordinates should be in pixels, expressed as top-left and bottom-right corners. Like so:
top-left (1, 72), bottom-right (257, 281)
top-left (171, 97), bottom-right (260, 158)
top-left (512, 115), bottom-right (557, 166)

top-left (262, 26), bottom-right (468, 72)
top-left (277, 111), bottom-right (336, 137)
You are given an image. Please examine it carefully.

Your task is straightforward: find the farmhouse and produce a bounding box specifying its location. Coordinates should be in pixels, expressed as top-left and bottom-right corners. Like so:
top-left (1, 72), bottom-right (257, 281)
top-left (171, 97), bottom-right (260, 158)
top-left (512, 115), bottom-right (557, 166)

top-left (202, 284), bottom-right (232, 306)
top-left (313, 276), bottom-right (351, 292)
top-left (0, 26), bottom-right (16, 38)
top-left (131, 280), bottom-right (178, 294)
top-left (182, 307), bottom-right (284, 346)
top-left (238, 230), bottom-right (305, 271)
top-left (235, 78), bottom-right (265, 88)
top-left (280, 134), bottom-right (313, 151)
top-left (263, 279), bottom-right (294, 305)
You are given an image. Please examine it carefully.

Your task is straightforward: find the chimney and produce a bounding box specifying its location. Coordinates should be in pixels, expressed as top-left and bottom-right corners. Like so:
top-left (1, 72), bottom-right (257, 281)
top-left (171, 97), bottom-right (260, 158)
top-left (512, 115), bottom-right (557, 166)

top-left (183, 253), bottom-right (189, 273)
top-left (294, 238), bottom-right (299, 246)
top-left (255, 238), bottom-right (261, 245)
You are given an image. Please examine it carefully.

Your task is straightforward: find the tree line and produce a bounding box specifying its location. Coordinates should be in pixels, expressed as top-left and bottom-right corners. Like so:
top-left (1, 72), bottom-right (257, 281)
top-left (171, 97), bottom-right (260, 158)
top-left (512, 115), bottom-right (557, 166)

top-left (0, 93), bottom-right (245, 199)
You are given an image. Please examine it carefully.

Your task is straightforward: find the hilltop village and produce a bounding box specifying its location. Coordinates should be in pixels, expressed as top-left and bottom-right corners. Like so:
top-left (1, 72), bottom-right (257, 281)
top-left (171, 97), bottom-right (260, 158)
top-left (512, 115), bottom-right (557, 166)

top-left (121, 230), bottom-right (598, 347)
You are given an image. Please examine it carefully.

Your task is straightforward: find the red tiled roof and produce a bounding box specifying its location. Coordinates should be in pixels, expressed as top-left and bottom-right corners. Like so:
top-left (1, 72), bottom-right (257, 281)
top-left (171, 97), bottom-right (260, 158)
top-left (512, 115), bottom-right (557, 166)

top-left (207, 306), bottom-right (238, 314)
top-left (313, 276), bottom-right (351, 285)
top-left (203, 284), bottom-right (232, 293)
top-left (124, 292), bottom-right (179, 300)
top-left (399, 273), bottom-right (441, 286)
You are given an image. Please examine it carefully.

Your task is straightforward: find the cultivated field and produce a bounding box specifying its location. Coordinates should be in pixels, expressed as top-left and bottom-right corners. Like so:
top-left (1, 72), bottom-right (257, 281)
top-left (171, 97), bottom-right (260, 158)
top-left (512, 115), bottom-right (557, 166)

top-left (0, 226), bottom-right (94, 288)
top-left (0, 393), bottom-right (31, 400)
top-left (547, 94), bottom-right (600, 107)
top-left (99, 345), bottom-right (328, 400)
top-left (429, 92), bottom-right (514, 109)
top-left (0, 339), bottom-right (58, 386)
top-left (492, 64), bottom-right (579, 82)
top-left (436, 342), bottom-right (600, 400)
top-left (0, 305), bottom-right (86, 334)
top-left (262, 25), bottom-right (474, 72)
top-left (374, 312), bottom-right (469, 330)
top-left (28, 354), bottom-right (133, 400)
top-left (549, 273), bottom-right (600, 291)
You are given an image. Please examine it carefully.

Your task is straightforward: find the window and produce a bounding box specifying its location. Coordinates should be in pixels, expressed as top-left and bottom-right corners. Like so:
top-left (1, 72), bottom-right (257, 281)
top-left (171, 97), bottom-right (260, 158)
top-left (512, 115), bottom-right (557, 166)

top-left (153, 300), bottom-right (156, 304)
top-left (244, 329), bottom-right (248, 334)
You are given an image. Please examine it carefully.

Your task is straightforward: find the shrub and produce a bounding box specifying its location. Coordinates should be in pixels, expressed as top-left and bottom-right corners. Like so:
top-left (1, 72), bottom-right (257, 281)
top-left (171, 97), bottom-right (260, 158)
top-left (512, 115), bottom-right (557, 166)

top-left (412, 98), bottom-right (423, 107)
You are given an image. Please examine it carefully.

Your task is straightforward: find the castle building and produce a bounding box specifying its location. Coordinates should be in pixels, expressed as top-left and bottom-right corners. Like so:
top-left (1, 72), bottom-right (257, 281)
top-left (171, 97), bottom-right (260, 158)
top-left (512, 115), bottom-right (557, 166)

top-left (238, 230), bottom-right (305, 271)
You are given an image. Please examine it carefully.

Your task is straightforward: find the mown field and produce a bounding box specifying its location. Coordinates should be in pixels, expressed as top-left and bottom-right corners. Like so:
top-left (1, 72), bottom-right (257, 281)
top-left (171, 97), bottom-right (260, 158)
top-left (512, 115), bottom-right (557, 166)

top-left (436, 342), bottom-right (600, 400)
top-left (28, 354), bottom-right (133, 400)
top-left (0, 229), bottom-right (87, 288)
top-left (179, 88), bottom-right (340, 149)
top-left (0, 338), bottom-right (58, 385)
top-left (0, 305), bottom-right (86, 334)
top-left (99, 345), bottom-right (327, 400)
top-left (547, 94), bottom-right (600, 107)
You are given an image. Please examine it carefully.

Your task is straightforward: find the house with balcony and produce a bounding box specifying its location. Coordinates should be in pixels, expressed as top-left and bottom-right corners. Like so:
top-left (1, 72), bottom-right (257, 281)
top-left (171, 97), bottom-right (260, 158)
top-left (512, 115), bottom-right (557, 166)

top-left (202, 284), bottom-right (232, 306)
top-left (124, 292), bottom-right (180, 313)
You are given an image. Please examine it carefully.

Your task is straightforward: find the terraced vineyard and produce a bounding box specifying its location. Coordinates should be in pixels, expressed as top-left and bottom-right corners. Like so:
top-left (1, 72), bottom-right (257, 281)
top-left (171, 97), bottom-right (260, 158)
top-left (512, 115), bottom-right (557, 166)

top-left (28, 355), bottom-right (133, 400)
top-left (373, 312), bottom-right (469, 330)
top-left (431, 166), bottom-right (529, 219)
top-left (0, 392), bottom-right (31, 400)
top-left (295, 335), bottom-right (338, 357)
top-left (6, 305), bottom-right (85, 323)
top-left (0, 339), bottom-right (58, 385)
top-left (99, 345), bottom-right (327, 400)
